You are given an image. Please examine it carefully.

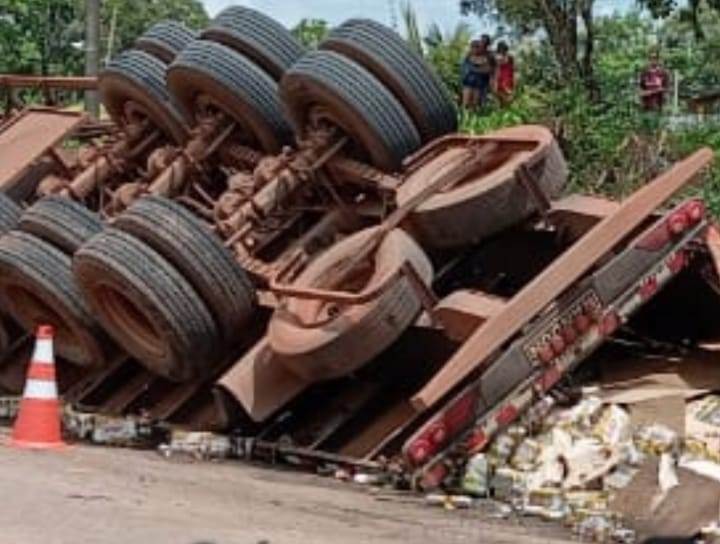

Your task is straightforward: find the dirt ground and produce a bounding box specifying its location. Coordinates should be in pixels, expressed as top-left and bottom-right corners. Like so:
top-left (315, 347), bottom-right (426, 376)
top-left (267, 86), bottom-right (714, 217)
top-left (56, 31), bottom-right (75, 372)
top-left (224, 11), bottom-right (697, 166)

top-left (0, 429), bottom-right (573, 544)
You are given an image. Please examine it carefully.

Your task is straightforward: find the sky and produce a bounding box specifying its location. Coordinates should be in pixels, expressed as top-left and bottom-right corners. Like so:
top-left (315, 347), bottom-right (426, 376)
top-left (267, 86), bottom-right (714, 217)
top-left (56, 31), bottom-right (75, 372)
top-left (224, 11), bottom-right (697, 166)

top-left (202, 0), bottom-right (638, 35)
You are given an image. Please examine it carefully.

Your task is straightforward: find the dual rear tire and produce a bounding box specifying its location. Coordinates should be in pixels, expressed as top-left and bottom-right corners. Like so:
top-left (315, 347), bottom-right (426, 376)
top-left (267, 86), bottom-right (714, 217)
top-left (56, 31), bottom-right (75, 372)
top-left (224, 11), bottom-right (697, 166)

top-left (74, 197), bottom-right (256, 381)
top-left (0, 197), bottom-right (110, 367)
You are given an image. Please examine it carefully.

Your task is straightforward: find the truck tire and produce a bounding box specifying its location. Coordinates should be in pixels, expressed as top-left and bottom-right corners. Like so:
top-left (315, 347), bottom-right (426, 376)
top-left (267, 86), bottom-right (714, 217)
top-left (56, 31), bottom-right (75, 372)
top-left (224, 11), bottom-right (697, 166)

top-left (281, 50), bottom-right (421, 172)
top-left (18, 196), bottom-right (102, 254)
top-left (135, 20), bottom-right (197, 64)
top-left (113, 196), bottom-right (256, 345)
top-left (0, 193), bottom-right (22, 235)
top-left (201, 6), bottom-right (305, 81)
top-left (268, 227), bottom-right (433, 382)
top-left (167, 40), bottom-right (292, 153)
top-left (74, 229), bottom-right (220, 382)
top-left (100, 49), bottom-right (188, 145)
top-left (397, 128), bottom-right (568, 249)
top-left (0, 231), bottom-right (111, 367)
top-left (321, 19), bottom-right (457, 142)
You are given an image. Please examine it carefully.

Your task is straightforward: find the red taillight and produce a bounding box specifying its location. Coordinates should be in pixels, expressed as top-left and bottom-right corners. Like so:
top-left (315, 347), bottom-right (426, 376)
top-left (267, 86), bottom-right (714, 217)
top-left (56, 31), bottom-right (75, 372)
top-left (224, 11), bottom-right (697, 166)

top-left (537, 343), bottom-right (555, 364)
top-left (600, 312), bottom-right (620, 336)
top-left (667, 210), bottom-right (690, 235)
top-left (408, 439), bottom-right (432, 464)
top-left (575, 313), bottom-right (591, 333)
top-left (495, 404), bottom-right (519, 426)
top-left (550, 334), bottom-right (566, 355)
top-left (637, 222), bottom-right (671, 251)
top-left (562, 325), bottom-right (577, 344)
top-left (404, 388), bottom-right (479, 465)
top-left (686, 200), bottom-right (705, 223)
top-left (639, 276), bottom-right (658, 299)
top-left (536, 365), bottom-right (562, 392)
top-left (441, 389), bottom-right (479, 440)
top-left (466, 429), bottom-right (489, 452)
top-left (428, 422), bottom-right (448, 445)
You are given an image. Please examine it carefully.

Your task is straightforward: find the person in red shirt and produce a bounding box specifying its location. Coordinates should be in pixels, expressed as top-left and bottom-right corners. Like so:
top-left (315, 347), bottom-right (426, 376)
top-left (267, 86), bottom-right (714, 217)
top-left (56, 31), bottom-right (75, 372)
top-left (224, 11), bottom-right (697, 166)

top-left (639, 50), bottom-right (670, 112)
top-left (494, 41), bottom-right (515, 105)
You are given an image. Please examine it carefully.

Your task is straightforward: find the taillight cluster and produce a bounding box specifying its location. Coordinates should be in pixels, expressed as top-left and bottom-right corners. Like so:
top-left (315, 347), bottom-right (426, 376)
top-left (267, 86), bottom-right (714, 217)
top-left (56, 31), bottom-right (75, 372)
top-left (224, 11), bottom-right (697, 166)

top-left (637, 199), bottom-right (706, 251)
top-left (533, 300), bottom-right (598, 365)
top-left (406, 200), bottom-right (707, 470)
top-left (405, 388), bottom-right (479, 465)
top-left (668, 199), bottom-right (705, 235)
top-left (667, 209), bottom-right (689, 235)
top-left (686, 200), bottom-right (706, 223)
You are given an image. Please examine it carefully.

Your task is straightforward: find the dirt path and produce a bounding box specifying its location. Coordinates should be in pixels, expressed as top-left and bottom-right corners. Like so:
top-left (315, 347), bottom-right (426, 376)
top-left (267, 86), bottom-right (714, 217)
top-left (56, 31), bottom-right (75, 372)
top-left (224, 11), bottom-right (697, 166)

top-left (0, 430), bottom-right (572, 544)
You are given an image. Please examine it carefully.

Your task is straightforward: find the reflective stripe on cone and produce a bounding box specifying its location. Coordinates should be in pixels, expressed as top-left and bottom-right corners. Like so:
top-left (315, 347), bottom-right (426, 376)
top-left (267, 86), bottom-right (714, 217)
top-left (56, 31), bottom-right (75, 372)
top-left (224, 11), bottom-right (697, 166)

top-left (10, 325), bottom-right (65, 450)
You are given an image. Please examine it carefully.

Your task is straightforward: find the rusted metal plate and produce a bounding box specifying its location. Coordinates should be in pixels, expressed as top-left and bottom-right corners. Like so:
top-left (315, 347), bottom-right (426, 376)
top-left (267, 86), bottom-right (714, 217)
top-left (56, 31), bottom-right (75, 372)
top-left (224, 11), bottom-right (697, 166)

top-left (549, 194), bottom-right (622, 241)
top-left (550, 193), bottom-right (621, 218)
top-left (430, 290), bottom-right (507, 342)
top-left (0, 109), bottom-right (85, 189)
top-left (0, 75), bottom-right (98, 90)
top-left (216, 339), bottom-right (308, 423)
top-left (413, 148), bottom-right (714, 411)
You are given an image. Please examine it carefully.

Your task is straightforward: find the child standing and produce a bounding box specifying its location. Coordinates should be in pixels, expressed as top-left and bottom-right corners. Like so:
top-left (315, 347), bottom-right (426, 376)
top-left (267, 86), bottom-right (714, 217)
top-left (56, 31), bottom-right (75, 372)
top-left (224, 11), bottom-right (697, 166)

top-left (494, 41), bottom-right (515, 105)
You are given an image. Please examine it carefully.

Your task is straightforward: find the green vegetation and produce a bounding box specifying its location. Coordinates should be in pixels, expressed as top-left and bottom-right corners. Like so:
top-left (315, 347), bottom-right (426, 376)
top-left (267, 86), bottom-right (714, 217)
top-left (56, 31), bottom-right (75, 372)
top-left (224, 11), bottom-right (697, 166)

top-left (0, 0), bottom-right (208, 74)
top-left (437, 4), bottom-right (720, 211)
top-left (100, 0), bottom-right (208, 54)
top-left (291, 18), bottom-right (330, 48)
top-left (0, 0), bottom-right (83, 74)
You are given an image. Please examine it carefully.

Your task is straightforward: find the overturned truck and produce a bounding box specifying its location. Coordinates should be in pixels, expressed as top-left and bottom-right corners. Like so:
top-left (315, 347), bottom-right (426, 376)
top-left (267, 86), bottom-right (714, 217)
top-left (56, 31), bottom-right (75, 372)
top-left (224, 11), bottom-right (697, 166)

top-left (0, 8), bottom-right (715, 489)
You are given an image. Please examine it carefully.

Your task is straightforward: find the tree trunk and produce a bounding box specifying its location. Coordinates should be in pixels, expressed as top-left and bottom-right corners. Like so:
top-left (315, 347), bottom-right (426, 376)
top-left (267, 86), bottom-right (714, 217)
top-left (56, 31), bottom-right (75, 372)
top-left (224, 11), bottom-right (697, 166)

top-left (40, 2), bottom-right (50, 76)
top-left (537, 0), bottom-right (578, 82)
top-left (538, 0), bottom-right (597, 97)
top-left (690, 0), bottom-right (705, 40)
top-left (85, 0), bottom-right (100, 118)
top-left (579, 0), bottom-right (598, 99)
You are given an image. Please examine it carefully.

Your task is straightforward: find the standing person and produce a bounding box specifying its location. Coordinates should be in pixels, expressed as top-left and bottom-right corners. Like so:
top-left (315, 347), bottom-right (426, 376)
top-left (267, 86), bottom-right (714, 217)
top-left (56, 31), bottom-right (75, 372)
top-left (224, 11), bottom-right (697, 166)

top-left (494, 41), bottom-right (515, 105)
top-left (639, 50), bottom-right (670, 112)
top-left (460, 36), bottom-right (495, 111)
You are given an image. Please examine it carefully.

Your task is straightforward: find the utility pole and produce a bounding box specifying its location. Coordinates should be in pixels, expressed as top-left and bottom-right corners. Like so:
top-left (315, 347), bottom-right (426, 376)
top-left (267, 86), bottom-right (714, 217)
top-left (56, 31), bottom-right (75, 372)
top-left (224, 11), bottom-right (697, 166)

top-left (85, 0), bottom-right (101, 118)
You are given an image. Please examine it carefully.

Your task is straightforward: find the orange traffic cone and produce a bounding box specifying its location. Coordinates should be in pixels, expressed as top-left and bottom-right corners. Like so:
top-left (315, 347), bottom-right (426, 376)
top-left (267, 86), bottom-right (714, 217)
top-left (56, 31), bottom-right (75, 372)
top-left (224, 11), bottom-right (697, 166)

top-left (11, 325), bottom-right (65, 449)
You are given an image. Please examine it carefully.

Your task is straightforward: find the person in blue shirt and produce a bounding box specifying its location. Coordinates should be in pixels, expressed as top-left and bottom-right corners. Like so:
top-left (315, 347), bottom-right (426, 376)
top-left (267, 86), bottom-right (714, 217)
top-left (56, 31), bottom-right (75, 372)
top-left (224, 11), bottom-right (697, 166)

top-left (461, 35), bottom-right (495, 111)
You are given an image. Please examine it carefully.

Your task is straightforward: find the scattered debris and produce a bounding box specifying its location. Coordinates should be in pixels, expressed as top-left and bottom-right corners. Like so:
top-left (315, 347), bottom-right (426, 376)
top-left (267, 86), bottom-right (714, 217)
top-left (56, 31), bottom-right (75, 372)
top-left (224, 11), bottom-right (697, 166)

top-left (424, 494), bottom-right (475, 510)
top-left (462, 453), bottom-right (490, 496)
top-left (158, 431), bottom-right (234, 460)
top-left (0, 395), bottom-right (19, 419)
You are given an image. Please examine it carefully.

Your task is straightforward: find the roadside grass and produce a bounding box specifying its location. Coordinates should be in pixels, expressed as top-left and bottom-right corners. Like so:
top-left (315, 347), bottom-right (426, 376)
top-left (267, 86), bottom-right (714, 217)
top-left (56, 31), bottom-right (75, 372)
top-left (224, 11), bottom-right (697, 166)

top-left (459, 97), bottom-right (720, 216)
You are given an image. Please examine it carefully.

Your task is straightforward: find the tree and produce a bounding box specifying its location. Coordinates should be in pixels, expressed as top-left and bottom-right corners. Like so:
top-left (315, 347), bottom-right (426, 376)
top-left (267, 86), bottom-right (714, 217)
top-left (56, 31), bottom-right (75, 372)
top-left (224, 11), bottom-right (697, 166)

top-left (0, 0), bottom-right (209, 75)
top-left (640, 0), bottom-right (720, 39)
top-left (291, 18), bottom-right (329, 48)
top-left (100, 0), bottom-right (209, 56)
top-left (0, 0), bottom-right (83, 74)
top-left (460, 0), bottom-right (597, 92)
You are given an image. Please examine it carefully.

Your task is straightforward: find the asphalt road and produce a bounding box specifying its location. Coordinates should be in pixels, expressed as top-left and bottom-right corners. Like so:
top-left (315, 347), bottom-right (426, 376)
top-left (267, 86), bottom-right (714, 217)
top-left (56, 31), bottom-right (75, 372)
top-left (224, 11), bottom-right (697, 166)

top-left (0, 429), bottom-right (572, 544)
